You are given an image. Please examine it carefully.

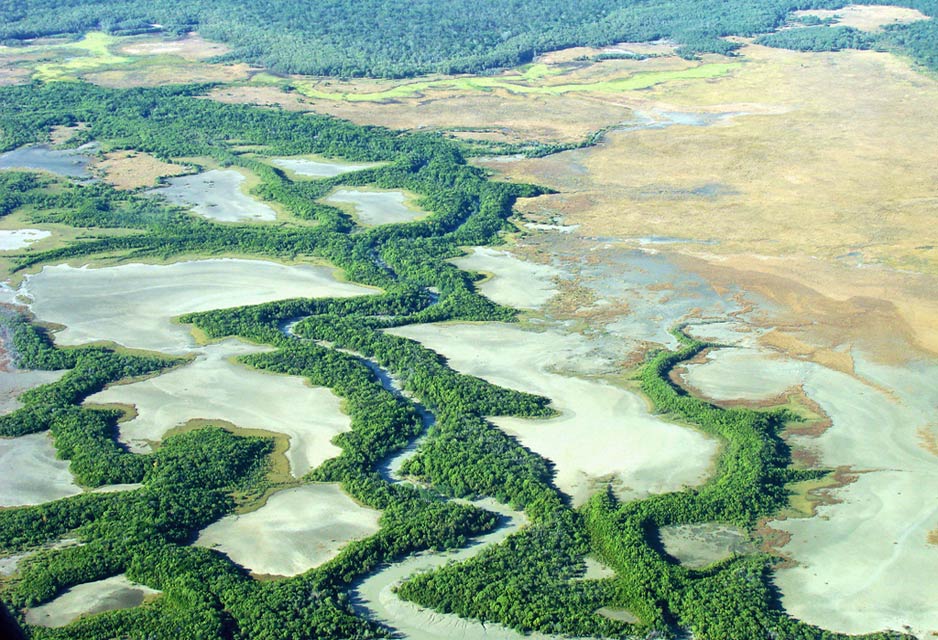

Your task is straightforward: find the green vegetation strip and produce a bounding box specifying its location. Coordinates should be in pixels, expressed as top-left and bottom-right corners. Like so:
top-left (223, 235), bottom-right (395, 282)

top-left (0, 81), bottom-right (913, 639)
top-left (267, 63), bottom-right (741, 102)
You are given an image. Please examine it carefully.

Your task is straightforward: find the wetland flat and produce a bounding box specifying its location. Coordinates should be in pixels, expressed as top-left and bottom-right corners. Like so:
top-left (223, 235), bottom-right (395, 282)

top-left (353, 499), bottom-right (542, 640)
top-left (24, 258), bottom-right (377, 353)
top-left (24, 575), bottom-right (160, 627)
top-left (389, 322), bottom-right (718, 505)
top-left (270, 156), bottom-right (377, 178)
top-left (0, 368), bottom-right (65, 414)
top-left (450, 246), bottom-right (561, 310)
top-left (148, 168), bottom-right (277, 222)
top-left (0, 229), bottom-right (51, 251)
top-left (0, 144), bottom-right (93, 178)
top-left (0, 432), bottom-right (80, 506)
top-left (88, 338), bottom-right (350, 476)
top-left (324, 188), bottom-right (428, 226)
top-left (679, 323), bottom-right (938, 636)
top-left (195, 484), bottom-right (381, 577)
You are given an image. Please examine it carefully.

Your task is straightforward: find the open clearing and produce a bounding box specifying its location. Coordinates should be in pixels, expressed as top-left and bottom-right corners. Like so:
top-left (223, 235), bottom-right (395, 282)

top-left (0, 32), bottom-right (130, 82)
top-left (220, 54), bottom-right (742, 144)
top-left (0, 432), bottom-right (80, 506)
top-left (252, 60), bottom-right (738, 104)
top-left (790, 4), bottom-right (929, 32)
top-left (485, 44), bottom-right (938, 362)
top-left (88, 339), bottom-right (350, 477)
top-left (24, 574), bottom-right (160, 627)
top-left (86, 62), bottom-right (253, 88)
top-left (450, 246), bottom-right (562, 310)
top-left (0, 31), bottom-right (246, 86)
top-left (195, 484), bottom-right (381, 577)
top-left (118, 33), bottom-right (231, 60)
top-left (148, 168), bottom-right (277, 222)
top-left (24, 258), bottom-right (377, 353)
top-left (388, 322), bottom-right (718, 505)
top-left (658, 523), bottom-right (753, 569)
top-left (93, 150), bottom-right (187, 190)
top-left (323, 188), bottom-right (428, 226)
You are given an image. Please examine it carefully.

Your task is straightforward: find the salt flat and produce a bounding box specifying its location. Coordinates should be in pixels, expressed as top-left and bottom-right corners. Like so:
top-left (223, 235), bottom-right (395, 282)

top-left (450, 246), bottom-right (561, 310)
top-left (195, 483), bottom-right (381, 577)
top-left (388, 322), bottom-right (717, 505)
top-left (271, 156), bottom-right (376, 178)
top-left (148, 168), bottom-right (278, 222)
top-left (0, 368), bottom-right (66, 415)
top-left (0, 432), bottom-right (80, 506)
top-left (25, 574), bottom-right (159, 627)
top-left (324, 188), bottom-right (427, 226)
top-left (0, 229), bottom-right (51, 251)
top-left (24, 258), bottom-right (377, 353)
top-left (354, 499), bottom-right (544, 640)
top-left (88, 338), bottom-right (350, 476)
top-left (682, 323), bottom-right (938, 637)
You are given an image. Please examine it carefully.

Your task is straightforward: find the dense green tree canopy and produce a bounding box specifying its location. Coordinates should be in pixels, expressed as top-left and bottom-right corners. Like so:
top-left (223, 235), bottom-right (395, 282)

top-left (1, 0), bottom-right (937, 77)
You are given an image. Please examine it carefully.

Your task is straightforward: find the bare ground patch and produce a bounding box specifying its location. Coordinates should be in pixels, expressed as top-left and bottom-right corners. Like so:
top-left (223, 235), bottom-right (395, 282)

top-left (119, 33), bottom-right (231, 60)
top-left (93, 150), bottom-right (188, 190)
top-left (918, 425), bottom-right (938, 457)
top-left (49, 123), bottom-right (89, 145)
top-left (0, 66), bottom-right (30, 86)
top-left (86, 62), bottom-right (252, 88)
top-left (489, 46), bottom-right (938, 362)
top-left (207, 85), bottom-right (315, 112)
top-left (791, 4), bottom-right (929, 32)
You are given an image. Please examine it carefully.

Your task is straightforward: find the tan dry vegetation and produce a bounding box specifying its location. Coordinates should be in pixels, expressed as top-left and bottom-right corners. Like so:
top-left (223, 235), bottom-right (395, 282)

top-left (296, 90), bottom-right (635, 145)
top-left (672, 251), bottom-right (938, 361)
top-left (86, 62), bottom-right (252, 88)
top-left (487, 44), bottom-right (938, 360)
top-left (0, 49), bottom-right (48, 84)
top-left (791, 4), bottom-right (929, 32)
top-left (918, 425), bottom-right (938, 457)
top-left (49, 123), bottom-right (89, 145)
top-left (93, 150), bottom-right (188, 190)
top-left (0, 67), bottom-right (30, 86)
top-left (928, 529), bottom-right (938, 546)
top-left (207, 85), bottom-right (315, 112)
top-left (119, 33), bottom-right (231, 60)
top-left (211, 54), bottom-right (725, 144)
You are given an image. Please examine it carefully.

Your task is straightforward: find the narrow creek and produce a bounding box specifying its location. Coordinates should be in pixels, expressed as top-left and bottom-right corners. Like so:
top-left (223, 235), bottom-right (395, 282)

top-left (350, 498), bottom-right (535, 640)
top-left (279, 316), bottom-right (543, 638)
